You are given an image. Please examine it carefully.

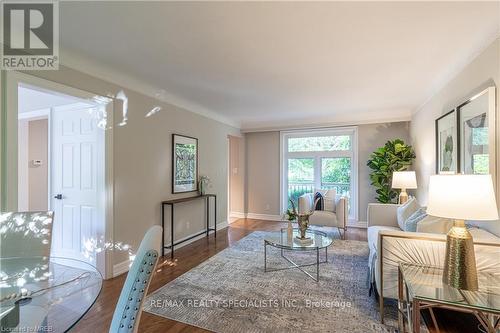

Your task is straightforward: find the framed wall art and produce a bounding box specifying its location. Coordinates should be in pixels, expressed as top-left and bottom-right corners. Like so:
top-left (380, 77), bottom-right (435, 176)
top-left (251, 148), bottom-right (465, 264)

top-left (458, 86), bottom-right (496, 179)
top-left (436, 110), bottom-right (458, 174)
top-left (172, 134), bottom-right (198, 193)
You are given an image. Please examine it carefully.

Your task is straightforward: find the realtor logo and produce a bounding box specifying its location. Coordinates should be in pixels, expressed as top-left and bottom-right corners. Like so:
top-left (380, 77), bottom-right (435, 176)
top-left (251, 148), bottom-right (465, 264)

top-left (1, 1), bottom-right (59, 70)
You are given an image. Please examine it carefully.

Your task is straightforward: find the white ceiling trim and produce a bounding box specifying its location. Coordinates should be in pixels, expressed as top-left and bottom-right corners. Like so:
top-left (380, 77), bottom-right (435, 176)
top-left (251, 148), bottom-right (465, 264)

top-left (241, 115), bottom-right (411, 133)
top-left (59, 48), bottom-right (241, 129)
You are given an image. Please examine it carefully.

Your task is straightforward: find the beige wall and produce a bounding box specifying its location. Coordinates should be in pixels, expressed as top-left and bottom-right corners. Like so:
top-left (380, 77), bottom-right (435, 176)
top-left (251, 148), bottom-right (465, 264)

top-left (245, 131), bottom-right (281, 216)
top-left (358, 122), bottom-right (410, 221)
top-left (28, 119), bottom-right (49, 211)
top-left (244, 122), bottom-right (410, 222)
top-left (410, 38), bottom-right (500, 236)
top-left (21, 66), bottom-right (240, 266)
top-left (228, 135), bottom-right (245, 214)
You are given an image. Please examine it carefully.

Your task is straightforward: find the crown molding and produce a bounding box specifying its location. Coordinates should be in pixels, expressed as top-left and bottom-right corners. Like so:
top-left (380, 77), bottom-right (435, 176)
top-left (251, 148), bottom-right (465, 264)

top-left (58, 48), bottom-right (241, 128)
top-left (241, 115), bottom-right (411, 133)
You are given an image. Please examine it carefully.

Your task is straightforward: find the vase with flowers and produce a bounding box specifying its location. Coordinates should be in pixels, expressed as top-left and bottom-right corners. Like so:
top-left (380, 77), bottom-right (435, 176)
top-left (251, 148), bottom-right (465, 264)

top-left (198, 175), bottom-right (211, 195)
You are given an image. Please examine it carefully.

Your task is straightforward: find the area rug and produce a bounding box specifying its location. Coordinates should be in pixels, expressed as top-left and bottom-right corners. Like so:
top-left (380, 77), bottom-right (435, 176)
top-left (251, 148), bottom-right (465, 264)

top-left (144, 229), bottom-right (407, 333)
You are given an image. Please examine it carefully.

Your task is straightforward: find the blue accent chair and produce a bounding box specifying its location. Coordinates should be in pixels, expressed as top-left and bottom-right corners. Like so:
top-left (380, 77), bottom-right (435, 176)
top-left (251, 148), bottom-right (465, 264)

top-left (109, 225), bottom-right (162, 333)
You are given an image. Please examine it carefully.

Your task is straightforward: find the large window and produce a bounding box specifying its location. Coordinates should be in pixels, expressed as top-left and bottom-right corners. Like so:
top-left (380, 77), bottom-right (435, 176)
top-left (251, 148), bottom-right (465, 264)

top-left (281, 128), bottom-right (357, 221)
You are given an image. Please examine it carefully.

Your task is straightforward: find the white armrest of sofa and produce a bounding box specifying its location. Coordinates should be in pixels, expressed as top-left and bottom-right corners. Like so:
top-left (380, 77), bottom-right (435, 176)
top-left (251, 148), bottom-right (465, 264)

top-left (367, 203), bottom-right (400, 228)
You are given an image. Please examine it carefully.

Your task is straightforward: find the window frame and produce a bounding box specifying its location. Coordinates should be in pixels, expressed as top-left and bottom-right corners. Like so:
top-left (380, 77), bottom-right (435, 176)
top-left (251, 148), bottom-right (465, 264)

top-left (280, 127), bottom-right (358, 222)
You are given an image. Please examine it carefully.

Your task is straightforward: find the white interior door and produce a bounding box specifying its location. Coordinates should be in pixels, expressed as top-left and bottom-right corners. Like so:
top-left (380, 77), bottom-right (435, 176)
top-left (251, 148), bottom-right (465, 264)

top-left (50, 104), bottom-right (104, 265)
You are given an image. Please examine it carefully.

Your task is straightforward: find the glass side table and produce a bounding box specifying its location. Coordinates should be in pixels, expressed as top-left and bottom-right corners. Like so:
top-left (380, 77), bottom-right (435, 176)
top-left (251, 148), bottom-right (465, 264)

top-left (398, 263), bottom-right (500, 333)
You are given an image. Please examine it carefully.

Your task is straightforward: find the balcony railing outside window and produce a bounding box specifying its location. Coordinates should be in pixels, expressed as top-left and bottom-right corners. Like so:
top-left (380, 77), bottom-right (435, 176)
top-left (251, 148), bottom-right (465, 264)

top-left (287, 182), bottom-right (350, 213)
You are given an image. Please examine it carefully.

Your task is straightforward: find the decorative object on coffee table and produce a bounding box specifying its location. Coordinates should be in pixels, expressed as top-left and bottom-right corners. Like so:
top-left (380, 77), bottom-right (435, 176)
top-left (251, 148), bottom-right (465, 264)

top-left (289, 197), bottom-right (319, 242)
top-left (391, 171), bottom-right (417, 204)
top-left (296, 213), bottom-right (313, 243)
top-left (427, 174), bottom-right (498, 290)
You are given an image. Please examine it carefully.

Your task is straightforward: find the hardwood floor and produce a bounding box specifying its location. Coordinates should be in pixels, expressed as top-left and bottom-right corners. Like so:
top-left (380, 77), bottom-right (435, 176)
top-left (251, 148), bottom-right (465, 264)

top-left (72, 219), bottom-right (476, 333)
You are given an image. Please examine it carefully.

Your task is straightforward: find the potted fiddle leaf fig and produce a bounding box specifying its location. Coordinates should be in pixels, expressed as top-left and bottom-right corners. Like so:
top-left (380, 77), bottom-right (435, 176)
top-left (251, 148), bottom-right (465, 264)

top-left (367, 139), bottom-right (416, 204)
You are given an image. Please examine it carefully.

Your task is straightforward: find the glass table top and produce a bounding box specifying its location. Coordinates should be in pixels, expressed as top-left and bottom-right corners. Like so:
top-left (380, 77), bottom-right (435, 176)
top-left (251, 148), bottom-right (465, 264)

top-left (0, 256), bottom-right (103, 332)
top-left (400, 263), bottom-right (500, 313)
top-left (264, 228), bottom-right (333, 250)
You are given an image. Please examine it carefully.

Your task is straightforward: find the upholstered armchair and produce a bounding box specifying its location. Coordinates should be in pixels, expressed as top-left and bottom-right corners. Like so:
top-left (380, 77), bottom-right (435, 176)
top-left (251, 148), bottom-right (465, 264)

top-left (298, 192), bottom-right (348, 239)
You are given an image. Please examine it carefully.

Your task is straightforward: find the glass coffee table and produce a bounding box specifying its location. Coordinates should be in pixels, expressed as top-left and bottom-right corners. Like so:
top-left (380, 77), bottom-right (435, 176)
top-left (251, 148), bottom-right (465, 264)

top-left (264, 228), bottom-right (333, 282)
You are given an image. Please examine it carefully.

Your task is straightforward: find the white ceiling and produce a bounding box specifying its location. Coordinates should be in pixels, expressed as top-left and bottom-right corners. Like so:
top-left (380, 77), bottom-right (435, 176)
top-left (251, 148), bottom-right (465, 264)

top-left (59, 1), bottom-right (500, 130)
top-left (18, 86), bottom-right (84, 113)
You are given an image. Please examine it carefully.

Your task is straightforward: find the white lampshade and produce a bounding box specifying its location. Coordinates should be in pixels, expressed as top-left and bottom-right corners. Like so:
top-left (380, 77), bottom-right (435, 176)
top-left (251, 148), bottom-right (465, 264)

top-left (392, 171), bottom-right (417, 189)
top-left (427, 174), bottom-right (499, 221)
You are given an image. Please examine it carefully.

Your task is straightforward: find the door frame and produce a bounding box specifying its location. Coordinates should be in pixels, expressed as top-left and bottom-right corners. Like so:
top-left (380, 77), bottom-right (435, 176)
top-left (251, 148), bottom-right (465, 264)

top-left (17, 108), bottom-right (50, 211)
top-left (1, 71), bottom-right (115, 279)
top-left (279, 126), bottom-right (359, 222)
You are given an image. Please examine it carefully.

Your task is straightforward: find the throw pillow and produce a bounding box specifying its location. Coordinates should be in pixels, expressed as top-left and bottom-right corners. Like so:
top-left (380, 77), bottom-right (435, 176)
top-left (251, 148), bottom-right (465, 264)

top-left (324, 190), bottom-right (336, 212)
top-left (416, 215), bottom-right (454, 234)
top-left (314, 189), bottom-right (336, 212)
top-left (314, 192), bottom-right (324, 210)
top-left (404, 207), bottom-right (427, 232)
top-left (397, 197), bottom-right (420, 230)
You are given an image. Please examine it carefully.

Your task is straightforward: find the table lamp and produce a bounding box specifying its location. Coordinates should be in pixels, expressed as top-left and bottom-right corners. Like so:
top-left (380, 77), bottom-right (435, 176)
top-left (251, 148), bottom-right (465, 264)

top-left (427, 174), bottom-right (498, 290)
top-left (392, 171), bottom-right (417, 204)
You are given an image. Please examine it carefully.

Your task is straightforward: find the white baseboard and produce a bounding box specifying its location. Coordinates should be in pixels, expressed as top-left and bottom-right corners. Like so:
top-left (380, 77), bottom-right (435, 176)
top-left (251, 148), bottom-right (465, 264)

top-left (113, 259), bottom-right (131, 277)
top-left (113, 221), bottom-right (229, 277)
top-left (229, 212), bottom-right (246, 222)
top-left (348, 220), bottom-right (367, 228)
top-left (230, 211), bottom-right (283, 222)
top-left (245, 213), bottom-right (283, 221)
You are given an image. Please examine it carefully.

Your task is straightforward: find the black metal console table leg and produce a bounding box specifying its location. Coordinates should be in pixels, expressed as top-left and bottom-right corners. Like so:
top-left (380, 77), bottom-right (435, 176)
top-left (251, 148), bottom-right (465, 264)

top-left (161, 203), bottom-right (165, 257)
top-left (206, 196), bottom-right (209, 238)
top-left (170, 204), bottom-right (174, 260)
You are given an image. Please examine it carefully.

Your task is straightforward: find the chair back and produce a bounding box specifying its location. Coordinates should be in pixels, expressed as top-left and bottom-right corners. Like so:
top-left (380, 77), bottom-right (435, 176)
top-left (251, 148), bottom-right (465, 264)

top-left (0, 211), bottom-right (54, 258)
top-left (109, 225), bottom-right (162, 333)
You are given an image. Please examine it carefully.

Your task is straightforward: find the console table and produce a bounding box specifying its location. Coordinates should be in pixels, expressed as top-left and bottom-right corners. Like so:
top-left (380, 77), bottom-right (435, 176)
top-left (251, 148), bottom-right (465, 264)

top-left (161, 194), bottom-right (217, 259)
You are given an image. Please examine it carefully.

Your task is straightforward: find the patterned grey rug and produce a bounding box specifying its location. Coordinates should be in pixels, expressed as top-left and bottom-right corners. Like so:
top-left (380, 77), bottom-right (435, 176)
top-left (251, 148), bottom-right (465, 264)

top-left (144, 229), bottom-right (403, 332)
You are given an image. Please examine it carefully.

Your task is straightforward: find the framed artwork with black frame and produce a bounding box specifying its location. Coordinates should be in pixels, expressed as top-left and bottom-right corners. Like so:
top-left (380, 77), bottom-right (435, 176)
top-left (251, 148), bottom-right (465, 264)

top-left (457, 86), bottom-right (496, 180)
top-left (435, 110), bottom-right (459, 174)
top-left (172, 134), bottom-right (198, 194)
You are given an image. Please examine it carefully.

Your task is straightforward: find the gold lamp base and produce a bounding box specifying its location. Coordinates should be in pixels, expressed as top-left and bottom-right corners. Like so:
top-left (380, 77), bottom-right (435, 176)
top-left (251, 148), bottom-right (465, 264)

top-left (398, 189), bottom-right (409, 204)
top-left (442, 219), bottom-right (478, 291)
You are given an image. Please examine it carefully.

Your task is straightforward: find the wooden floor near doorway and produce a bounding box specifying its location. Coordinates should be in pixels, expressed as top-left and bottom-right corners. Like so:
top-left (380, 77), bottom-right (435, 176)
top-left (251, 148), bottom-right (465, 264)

top-left (72, 219), bottom-right (477, 333)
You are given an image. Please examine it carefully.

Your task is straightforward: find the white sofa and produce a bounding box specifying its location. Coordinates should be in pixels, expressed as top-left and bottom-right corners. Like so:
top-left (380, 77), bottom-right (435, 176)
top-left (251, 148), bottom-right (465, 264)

top-left (298, 192), bottom-right (348, 239)
top-left (367, 203), bottom-right (500, 323)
